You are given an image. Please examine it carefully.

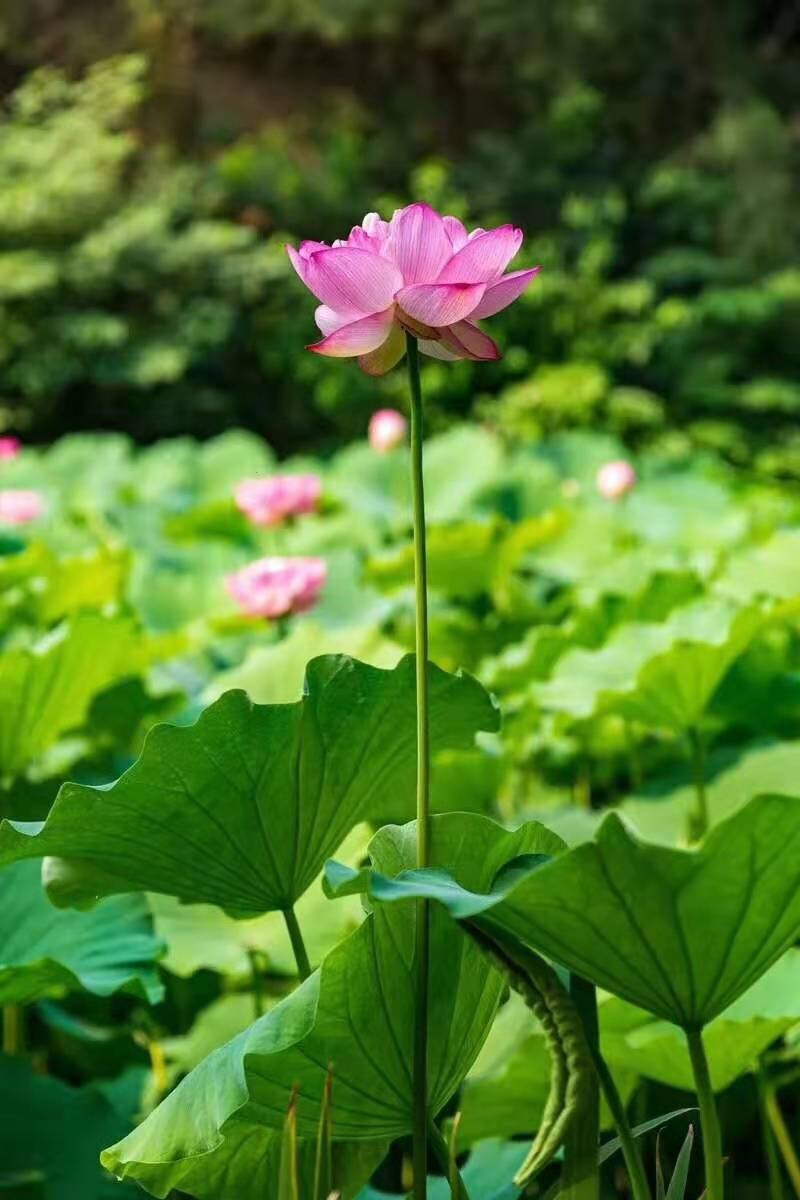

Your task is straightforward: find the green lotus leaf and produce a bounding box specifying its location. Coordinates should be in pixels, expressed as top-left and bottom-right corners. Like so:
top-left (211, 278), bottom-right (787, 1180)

top-left (206, 620), bottom-right (403, 704)
top-left (0, 655), bottom-right (498, 914)
top-left (0, 1057), bottom-right (143, 1199)
top-left (327, 795), bottom-right (800, 1028)
top-left (715, 529), bottom-right (800, 605)
top-left (0, 612), bottom-right (146, 779)
top-left (621, 739), bottom-right (800, 845)
top-left (102, 813), bottom-right (563, 1197)
top-left (601, 949), bottom-right (800, 1092)
top-left (329, 426), bottom-right (503, 527)
top-left (152, 825), bottom-right (370, 978)
top-left (106, 1118), bottom-right (385, 1200)
top-left (366, 521), bottom-right (504, 599)
top-left (0, 859), bottom-right (162, 1004)
top-left (0, 542), bottom-right (128, 631)
top-left (536, 598), bottom-right (762, 732)
top-left (623, 473), bottom-right (749, 553)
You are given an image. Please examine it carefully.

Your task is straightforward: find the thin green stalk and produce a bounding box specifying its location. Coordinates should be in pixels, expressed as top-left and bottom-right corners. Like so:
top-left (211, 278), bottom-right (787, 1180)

top-left (591, 1045), bottom-right (652, 1200)
top-left (283, 906), bottom-right (312, 981)
top-left (686, 727), bottom-right (708, 843)
top-left (407, 333), bottom-right (431, 1200)
top-left (764, 1085), bottom-right (800, 1198)
top-left (758, 1064), bottom-right (786, 1200)
top-left (3, 1004), bottom-right (24, 1054)
top-left (686, 1027), bottom-right (724, 1200)
top-left (427, 1119), bottom-right (471, 1200)
top-left (563, 975), bottom-right (599, 1200)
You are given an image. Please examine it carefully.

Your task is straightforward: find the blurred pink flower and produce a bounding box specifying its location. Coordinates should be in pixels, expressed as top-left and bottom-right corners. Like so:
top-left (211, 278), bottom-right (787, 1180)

top-left (369, 408), bottom-right (407, 453)
top-left (226, 556), bottom-right (327, 619)
top-left (0, 437), bottom-right (21, 461)
top-left (287, 203), bottom-right (540, 374)
top-left (0, 490), bottom-right (43, 525)
top-left (234, 475), bottom-right (322, 527)
top-left (596, 460), bottom-right (637, 501)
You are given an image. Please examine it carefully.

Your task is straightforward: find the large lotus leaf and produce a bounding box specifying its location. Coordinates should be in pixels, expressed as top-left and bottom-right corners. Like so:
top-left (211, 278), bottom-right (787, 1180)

top-left (398, 424), bottom-right (503, 523)
top-left (601, 950), bottom-right (800, 1092)
top-left (0, 859), bottom-right (163, 1004)
top-left (621, 739), bottom-right (800, 845)
top-left (366, 521), bottom-right (504, 599)
top-left (481, 566), bottom-right (700, 699)
top-left (286, 549), bottom-right (391, 631)
top-left (526, 508), bottom-right (625, 588)
top-left (0, 655), bottom-right (498, 913)
top-left (152, 825), bottom-right (371, 978)
top-left (0, 543), bottom-right (127, 631)
top-left (195, 430), bottom-right (277, 502)
top-left (715, 529), bottom-right (800, 605)
top-left (0, 1057), bottom-right (142, 1199)
top-left (327, 795), bottom-right (800, 1028)
top-left (536, 599), bottom-right (761, 732)
top-left (127, 540), bottom-right (247, 631)
top-left (206, 620), bottom-right (403, 705)
top-left (40, 433), bottom-right (133, 508)
top-left (0, 613), bottom-right (146, 778)
top-left (107, 1116), bottom-right (385, 1200)
top-left (456, 990), bottom-right (551, 1147)
top-left (623, 473), bottom-right (749, 553)
top-left (102, 813), bottom-right (563, 1196)
top-left (329, 427), bottom-right (503, 527)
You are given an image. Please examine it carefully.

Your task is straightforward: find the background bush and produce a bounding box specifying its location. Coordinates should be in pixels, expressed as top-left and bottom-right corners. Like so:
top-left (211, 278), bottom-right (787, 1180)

top-left (0, 0), bottom-right (798, 470)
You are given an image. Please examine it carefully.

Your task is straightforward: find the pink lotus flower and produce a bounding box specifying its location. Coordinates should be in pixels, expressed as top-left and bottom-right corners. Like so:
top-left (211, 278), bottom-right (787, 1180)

top-left (287, 203), bottom-right (540, 374)
top-left (0, 437), bottom-right (21, 461)
top-left (596, 460), bottom-right (637, 501)
top-left (369, 409), bottom-right (407, 453)
top-left (0, 489), bottom-right (44, 525)
top-left (234, 475), bottom-right (322, 527)
top-left (225, 556), bottom-right (327, 620)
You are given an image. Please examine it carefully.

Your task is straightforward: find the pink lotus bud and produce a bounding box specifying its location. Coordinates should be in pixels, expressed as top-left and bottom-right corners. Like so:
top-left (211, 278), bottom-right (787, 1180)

top-left (369, 409), bottom-right (407, 453)
top-left (596, 460), bottom-right (637, 501)
top-left (225, 556), bottom-right (327, 620)
top-left (286, 203), bottom-right (541, 374)
top-left (234, 475), bottom-right (322, 527)
top-left (0, 489), bottom-right (44, 525)
top-left (0, 437), bottom-right (21, 461)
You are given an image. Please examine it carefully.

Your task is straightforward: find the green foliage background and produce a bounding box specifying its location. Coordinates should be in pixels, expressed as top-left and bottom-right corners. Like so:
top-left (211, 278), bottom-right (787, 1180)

top-left (0, 0), bottom-right (798, 470)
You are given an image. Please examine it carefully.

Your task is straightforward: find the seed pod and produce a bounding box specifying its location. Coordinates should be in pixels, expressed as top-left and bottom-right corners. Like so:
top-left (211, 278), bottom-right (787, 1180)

top-left (467, 923), bottom-right (595, 1187)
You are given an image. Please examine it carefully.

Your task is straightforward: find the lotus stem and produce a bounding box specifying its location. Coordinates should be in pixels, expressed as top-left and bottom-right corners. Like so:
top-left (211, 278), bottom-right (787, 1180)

top-left (764, 1081), bottom-right (800, 1197)
top-left (562, 975), bottom-right (599, 1200)
top-left (283, 906), bottom-right (312, 981)
top-left (2, 1004), bottom-right (24, 1055)
top-left (427, 1118), bottom-right (471, 1200)
top-left (589, 1040), bottom-right (652, 1200)
top-left (758, 1063), bottom-right (786, 1200)
top-left (686, 1027), bottom-right (724, 1200)
top-left (407, 332), bottom-right (431, 1200)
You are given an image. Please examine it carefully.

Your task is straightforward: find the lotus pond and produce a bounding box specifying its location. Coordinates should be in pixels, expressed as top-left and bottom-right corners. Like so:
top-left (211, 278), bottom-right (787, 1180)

top-left (2, 421), bottom-right (800, 1199)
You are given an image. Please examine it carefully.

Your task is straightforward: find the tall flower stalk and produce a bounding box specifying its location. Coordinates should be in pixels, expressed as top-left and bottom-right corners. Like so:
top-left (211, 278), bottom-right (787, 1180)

top-left (406, 333), bottom-right (431, 1199)
top-left (287, 202), bottom-right (541, 1200)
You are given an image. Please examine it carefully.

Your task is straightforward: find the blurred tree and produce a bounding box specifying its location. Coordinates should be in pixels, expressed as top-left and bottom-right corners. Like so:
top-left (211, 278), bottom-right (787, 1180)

top-left (0, 1), bottom-right (797, 460)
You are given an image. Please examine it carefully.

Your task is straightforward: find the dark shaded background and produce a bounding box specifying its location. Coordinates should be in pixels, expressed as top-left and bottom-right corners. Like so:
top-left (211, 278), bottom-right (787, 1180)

top-left (0, 0), bottom-right (798, 462)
